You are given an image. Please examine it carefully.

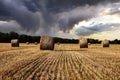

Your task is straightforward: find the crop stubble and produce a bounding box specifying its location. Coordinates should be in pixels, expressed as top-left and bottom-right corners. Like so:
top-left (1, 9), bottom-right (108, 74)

top-left (0, 44), bottom-right (120, 80)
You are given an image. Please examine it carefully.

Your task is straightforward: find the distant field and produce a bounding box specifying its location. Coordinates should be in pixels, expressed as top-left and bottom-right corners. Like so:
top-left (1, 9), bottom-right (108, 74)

top-left (0, 43), bottom-right (120, 80)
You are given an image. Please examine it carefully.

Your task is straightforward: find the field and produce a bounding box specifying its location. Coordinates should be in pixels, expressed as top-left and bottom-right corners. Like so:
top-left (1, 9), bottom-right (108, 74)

top-left (0, 43), bottom-right (120, 80)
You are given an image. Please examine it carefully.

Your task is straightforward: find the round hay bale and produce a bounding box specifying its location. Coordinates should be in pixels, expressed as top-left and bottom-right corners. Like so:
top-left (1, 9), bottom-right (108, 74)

top-left (11, 39), bottom-right (19, 47)
top-left (35, 42), bottom-right (38, 45)
top-left (40, 36), bottom-right (54, 50)
top-left (102, 39), bottom-right (109, 47)
top-left (88, 43), bottom-right (91, 45)
top-left (79, 38), bottom-right (88, 48)
top-left (57, 42), bottom-right (60, 45)
top-left (26, 42), bottom-right (29, 45)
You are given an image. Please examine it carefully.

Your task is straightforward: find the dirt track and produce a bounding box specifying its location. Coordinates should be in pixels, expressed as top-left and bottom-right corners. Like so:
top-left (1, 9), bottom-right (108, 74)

top-left (0, 43), bottom-right (120, 80)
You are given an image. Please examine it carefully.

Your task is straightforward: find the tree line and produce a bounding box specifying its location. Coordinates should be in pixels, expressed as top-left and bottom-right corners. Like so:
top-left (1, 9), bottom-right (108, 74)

top-left (0, 32), bottom-right (120, 44)
top-left (0, 32), bottom-right (40, 43)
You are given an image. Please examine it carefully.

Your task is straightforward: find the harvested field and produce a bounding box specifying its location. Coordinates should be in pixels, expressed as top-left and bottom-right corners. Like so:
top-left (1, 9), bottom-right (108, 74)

top-left (0, 43), bottom-right (120, 80)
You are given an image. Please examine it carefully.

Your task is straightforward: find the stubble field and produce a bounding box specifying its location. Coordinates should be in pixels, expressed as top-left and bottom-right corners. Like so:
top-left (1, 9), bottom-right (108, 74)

top-left (0, 43), bottom-right (120, 80)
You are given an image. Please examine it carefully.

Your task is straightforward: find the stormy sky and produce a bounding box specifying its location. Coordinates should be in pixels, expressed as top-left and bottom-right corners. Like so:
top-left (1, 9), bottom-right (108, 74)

top-left (0, 0), bottom-right (120, 40)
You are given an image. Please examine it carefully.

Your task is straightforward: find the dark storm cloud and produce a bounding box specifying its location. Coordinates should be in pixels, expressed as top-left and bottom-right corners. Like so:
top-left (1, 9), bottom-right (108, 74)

top-left (0, 0), bottom-right (119, 36)
top-left (0, 0), bottom-right (42, 31)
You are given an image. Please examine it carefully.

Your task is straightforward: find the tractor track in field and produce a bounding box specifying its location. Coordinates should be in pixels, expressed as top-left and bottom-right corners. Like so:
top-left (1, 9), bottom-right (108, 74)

top-left (74, 49), bottom-right (120, 80)
top-left (30, 53), bottom-right (60, 80)
top-left (2, 53), bottom-right (49, 80)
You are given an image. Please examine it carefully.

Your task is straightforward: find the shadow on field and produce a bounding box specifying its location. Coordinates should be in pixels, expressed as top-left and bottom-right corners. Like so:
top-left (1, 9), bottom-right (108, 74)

top-left (54, 50), bottom-right (87, 52)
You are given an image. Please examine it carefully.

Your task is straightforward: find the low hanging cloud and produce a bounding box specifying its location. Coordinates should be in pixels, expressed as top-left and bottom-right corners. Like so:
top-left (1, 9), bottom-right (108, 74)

top-left (0, 20), bottom-right (21, 32)
top-left (0, 0), bottom-right (119, 39)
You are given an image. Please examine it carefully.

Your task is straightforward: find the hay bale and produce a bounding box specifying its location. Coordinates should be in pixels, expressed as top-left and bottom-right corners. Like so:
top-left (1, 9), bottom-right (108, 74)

top-left (57, 42), bottom-right (60, 45)
top-left (26, 42), bottom-right (29, 45)
top-left (79, 38), bottom-right (88, 48)
top-left (35, 42), bottom-right (38, 45)
top-left (88, 43), bottom-right (91, 45)
top-left (11, 39), bottom-right (19, 47)
top-left (102, 39), bottom-right (109, 47)
top-left (40, 36), bottom-right (54, 50)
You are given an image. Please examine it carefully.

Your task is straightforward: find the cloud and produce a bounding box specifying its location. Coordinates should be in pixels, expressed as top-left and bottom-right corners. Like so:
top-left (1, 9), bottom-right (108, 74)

top-left (87, 30), bottom-right (120, 40)
top-left (0, 0), bottom-right (42, 31)
top-left (0, 0), bottom-right (103, 35)
top-left (70, 2), bottom-right (120, 40)
top-left (0, 0), bottom-right (119, 39)
top-left (56, 4), bottom-right (104, 31)
top-left (0, 20), bottom-right (21, 33)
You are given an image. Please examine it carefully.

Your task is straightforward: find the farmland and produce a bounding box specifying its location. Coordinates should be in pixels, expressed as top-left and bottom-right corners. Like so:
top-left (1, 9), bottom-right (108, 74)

top-left (0, 43), bottom-right (120, 80)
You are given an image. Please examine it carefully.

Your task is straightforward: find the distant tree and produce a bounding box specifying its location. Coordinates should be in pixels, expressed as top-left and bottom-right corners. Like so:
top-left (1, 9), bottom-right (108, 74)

top-left (9, 31), bottom-right (19, 39)
top-left (114, 39), bottom-right (119, 44)
top-left (0, 32), bottom-right (10, 42)
top-left (19, 34), bottom-right (29, 43)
